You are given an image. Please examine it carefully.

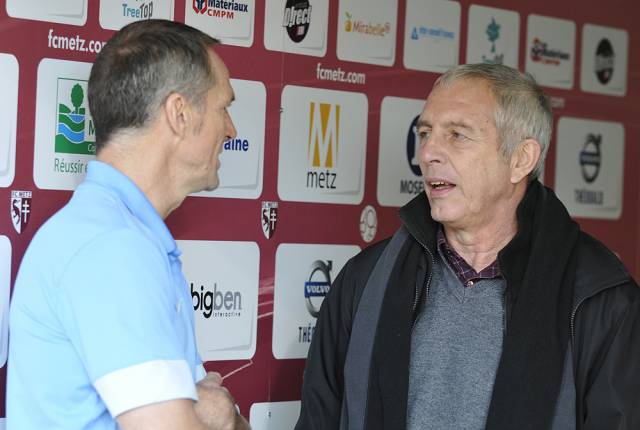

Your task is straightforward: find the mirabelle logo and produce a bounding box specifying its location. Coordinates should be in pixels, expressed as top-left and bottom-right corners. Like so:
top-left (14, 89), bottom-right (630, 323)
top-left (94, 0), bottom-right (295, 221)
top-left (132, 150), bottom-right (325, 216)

top-left (344, 11), bottom-right (390, 37)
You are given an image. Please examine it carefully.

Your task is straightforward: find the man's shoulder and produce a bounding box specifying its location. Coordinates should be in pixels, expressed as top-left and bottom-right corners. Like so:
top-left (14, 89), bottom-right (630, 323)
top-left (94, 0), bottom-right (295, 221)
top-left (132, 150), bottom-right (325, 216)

top-left (574, 231), bottom-right (638, 304)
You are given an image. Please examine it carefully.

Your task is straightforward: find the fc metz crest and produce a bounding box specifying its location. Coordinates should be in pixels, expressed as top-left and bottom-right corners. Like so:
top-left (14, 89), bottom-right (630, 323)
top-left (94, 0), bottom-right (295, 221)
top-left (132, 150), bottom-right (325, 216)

top-left (10, 190), bottom-right (32, 234)
top-left (193, 0), bottom-right (207, 14)
top-left (261, 201), bottom-right (278, 239)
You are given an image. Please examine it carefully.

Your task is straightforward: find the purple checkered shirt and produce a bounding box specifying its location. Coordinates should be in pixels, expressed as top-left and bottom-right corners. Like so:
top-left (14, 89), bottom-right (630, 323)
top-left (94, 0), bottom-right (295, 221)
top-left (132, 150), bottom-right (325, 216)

top-left (437, 228), bottom-right (502, 288)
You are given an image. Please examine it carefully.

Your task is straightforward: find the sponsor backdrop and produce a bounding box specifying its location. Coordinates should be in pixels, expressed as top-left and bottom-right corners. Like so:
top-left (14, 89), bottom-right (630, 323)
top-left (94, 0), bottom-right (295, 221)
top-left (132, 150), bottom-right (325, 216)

top-left (0, 0), bottom-right (638, 427)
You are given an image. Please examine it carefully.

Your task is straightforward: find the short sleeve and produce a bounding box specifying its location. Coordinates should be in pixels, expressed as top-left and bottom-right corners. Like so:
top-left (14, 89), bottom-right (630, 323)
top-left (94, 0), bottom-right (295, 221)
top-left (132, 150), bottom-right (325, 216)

top-left (54, 228), bottom-right (197, 416)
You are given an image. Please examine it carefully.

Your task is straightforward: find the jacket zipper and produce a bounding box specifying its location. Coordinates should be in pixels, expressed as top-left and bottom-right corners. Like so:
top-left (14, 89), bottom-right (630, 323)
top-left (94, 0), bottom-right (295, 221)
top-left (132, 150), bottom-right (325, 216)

top-left (412, 245), bottom-right (435, 330)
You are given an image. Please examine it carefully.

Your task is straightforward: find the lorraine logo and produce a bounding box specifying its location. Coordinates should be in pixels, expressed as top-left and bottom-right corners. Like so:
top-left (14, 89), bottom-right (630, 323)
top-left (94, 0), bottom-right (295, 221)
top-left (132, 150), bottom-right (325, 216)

top-left (55, 78), bottom-right (95, 156)
top-left (595, 38), bottom-right (615, 84)
top-left (192, 0), bottom-right (249, 19)
top-left (482, 17), bottom-right (504, 65)
top-left (344, 11), bottom-right (390, 37)
top-left (10, 190), bottom-right (32, 234)
top-left (283, 0), bottom-right (312, 43)
top-left (304, 260), bottom-right (332, 318)
top-left (579, 133), bottom-right (602, 183)
top-left (261, 201), bottom-right (278, 239)
top-left (306, 102), bottom-right (339, 189)
top-left (530, 38), bottom-right (570, 66)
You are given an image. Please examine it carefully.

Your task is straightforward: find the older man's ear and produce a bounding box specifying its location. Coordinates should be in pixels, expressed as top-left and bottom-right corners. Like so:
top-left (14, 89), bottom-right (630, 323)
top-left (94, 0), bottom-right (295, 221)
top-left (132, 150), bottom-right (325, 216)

top-left (510, 138), bottom-right (541, 184)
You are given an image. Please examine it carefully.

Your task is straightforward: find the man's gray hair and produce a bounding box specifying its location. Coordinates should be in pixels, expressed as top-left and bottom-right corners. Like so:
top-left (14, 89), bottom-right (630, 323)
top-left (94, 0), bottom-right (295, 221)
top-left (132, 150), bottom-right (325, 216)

top-left (434, 63), bottom-right (552, 181)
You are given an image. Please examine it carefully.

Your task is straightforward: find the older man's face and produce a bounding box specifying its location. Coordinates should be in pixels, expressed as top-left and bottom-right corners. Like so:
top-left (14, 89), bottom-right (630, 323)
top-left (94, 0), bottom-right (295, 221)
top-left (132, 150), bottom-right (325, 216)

top-left (416, 78), bottom-right (515, 232)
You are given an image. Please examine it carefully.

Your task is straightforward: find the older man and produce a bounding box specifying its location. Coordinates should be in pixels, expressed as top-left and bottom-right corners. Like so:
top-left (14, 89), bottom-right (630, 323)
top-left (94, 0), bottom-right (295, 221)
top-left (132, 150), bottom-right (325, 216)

top-left (296, 64), bottom-right (639, 430)
top-left (7, 20), bottom-right (249, 430)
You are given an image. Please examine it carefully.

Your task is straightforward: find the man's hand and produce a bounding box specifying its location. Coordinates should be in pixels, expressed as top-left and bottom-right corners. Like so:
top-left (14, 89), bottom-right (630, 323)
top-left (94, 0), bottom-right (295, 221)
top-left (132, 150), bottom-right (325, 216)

top-left (195, 372), bottom-right (250, 430)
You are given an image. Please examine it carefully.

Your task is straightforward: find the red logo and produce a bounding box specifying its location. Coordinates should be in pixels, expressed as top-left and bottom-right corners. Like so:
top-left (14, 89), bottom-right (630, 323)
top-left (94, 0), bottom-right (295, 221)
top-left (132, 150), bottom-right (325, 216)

top-left (193, 0), bottom-right (207, 14)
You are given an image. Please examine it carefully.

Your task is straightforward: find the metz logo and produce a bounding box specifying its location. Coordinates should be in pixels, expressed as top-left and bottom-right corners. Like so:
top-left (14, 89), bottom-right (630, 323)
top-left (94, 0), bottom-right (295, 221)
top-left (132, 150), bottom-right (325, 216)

top-left (261, 201), bottom-right (278, 239)
top-left (307, 102), bottom-right (339, 190)
top-left (10, 190), bottom-right (32, 234)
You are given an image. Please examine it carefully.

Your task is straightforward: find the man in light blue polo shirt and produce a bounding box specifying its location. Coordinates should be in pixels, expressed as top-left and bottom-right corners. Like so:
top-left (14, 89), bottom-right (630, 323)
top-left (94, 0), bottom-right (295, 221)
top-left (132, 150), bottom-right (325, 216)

top-left (7, 20), bottom-right (249, 430)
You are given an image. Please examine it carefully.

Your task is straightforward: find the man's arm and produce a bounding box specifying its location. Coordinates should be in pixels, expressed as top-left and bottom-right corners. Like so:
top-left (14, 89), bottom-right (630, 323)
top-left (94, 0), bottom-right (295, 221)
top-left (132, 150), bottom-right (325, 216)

top-left (117, 372), bottom-right (250, 430)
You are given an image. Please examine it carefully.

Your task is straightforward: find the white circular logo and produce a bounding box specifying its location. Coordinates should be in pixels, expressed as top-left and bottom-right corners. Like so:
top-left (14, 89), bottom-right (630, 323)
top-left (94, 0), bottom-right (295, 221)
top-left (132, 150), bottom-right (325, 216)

top-left (359, 205), bottom-right (377, 243)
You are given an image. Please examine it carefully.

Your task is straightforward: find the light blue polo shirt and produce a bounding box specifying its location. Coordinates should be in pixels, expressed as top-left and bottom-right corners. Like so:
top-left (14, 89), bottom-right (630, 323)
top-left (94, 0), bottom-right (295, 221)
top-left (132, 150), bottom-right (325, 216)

top-left (7, 161), bottom-right (205, 430)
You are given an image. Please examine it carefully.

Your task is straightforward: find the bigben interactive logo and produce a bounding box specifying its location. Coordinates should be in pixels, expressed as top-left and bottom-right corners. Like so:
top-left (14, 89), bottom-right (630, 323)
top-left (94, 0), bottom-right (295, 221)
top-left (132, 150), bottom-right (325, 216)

top-left (306, 102), bottom-right (340, 189)
top-left (278, 86), bottom-right (367, 204)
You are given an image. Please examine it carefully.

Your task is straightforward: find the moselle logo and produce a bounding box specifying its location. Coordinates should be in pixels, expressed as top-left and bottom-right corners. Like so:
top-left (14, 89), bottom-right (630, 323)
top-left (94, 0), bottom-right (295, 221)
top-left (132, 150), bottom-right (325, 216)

top-left (283, 0), bottom-right (312, 43)
top-left (307, 102), bottom-right (340, 189)
top-left (191, 282), bottom-right (242, 318)
top-left (55, 78), bottom-right (95, 156)
top-left (530, 37), bottom-right (570, 65)
top-left (579, 133), bottom-right (601, 184)
top-left (344, 11), bottom-right (390, 37)
top-left (10, 190), bottom-right (32, 234)
top-left (595, 38), bottom-right (614, 84)
top-left (122, 1), bottom-right (155, 19)
top-left (192, 0), bottom-right (249, 19)
top-left (304, 260), bottom-right (332, 318)
top-left (400, 115), bottom-right (425, 196)
top-left (261, 201), bottom-right (278, 239)
top-left (482, 17), bottom-right (504, 65)
top-left (410, 25), bottom-right (455, 41)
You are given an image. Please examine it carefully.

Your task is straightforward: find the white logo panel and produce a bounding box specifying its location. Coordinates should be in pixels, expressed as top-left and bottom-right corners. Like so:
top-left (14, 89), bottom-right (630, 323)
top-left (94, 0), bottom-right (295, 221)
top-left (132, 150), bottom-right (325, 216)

top-left (580, 24), bottom-right (628, 96)
top-left (264, 0), bottom-right (328, 57)
top-left (554, 117), bottom-right (624, 219)
top-left (0, 54), bottom-right (18, 188)
top-left (193, 79), bottom-right (266, 199)
top-left (466, 5), bottom-right (519, 68)
top-left (272, 243), bottom-right (360, 359)
top-left (278, 86), bottom-right (368, 204)
top-left (99, 0), bottom-right (175, 30)
top-left (34, 59), bottom-right (95, 191)
top-left (336, 0), bottom-right (398, 66)
top-left (377, 96), bottom-right (425, 207)
top-left (0, 236), bottom-right (11, 368)
top-left (250, 401), bottom-right (301, 430)
top-left (525, 15), bottom-right (576, 89)
top-left (6, 0), bottom-right (87, 25)
top-left (403, 0), bottom-right (460, 73)
top-left (178, 240), bottom-right (259, 361)
top-left (185, 0), bottom-right (255, 48)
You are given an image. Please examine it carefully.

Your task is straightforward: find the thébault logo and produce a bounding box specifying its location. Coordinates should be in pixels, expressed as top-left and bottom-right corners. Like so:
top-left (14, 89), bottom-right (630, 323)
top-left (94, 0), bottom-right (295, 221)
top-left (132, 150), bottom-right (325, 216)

top-left (55, 78), bottom-right (95, 155)
top-left (307, 102), bottom-right (340, 189)
top-left (283, 0), bottom-right (312, 43)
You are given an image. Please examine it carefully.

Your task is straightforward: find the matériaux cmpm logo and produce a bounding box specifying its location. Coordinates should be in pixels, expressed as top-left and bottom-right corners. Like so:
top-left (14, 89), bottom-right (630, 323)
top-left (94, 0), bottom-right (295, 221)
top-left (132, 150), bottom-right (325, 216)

top-left (595, 38), bottom-right (615, 84)
top-left (530, 37), bottom-right (570, 66)
top-left (283, 0), bottom-right (312, 43)
top-left (482, 17), bottom-right (504, 65)
top-left (575, 133), bottom-right (603, 206)
top-left (191, 282), bottom-right (242, 318)
top-left (56, 78), bottom-right (95, 157)
top-left (192, 0), bottom-right (249, 19)
top-left (300, 260), bottom-right (332, 343)
top-left (307, 102), bottom-right (340, 190)
top-left (400, 115), bottom-right (424, 195)
top-left (122, 1), bottom-right (155, 20)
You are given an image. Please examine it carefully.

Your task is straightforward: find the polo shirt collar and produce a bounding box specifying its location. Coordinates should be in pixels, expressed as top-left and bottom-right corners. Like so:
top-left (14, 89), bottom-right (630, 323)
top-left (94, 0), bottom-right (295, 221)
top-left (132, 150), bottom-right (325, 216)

top-left (85, 160), bottom-right (179, 257)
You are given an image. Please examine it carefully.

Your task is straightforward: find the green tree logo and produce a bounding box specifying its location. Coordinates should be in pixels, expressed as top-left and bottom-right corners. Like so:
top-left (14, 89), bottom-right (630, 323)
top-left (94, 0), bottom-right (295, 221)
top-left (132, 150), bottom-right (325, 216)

top-left (486, 18), bottom-right (501, 53)
top-left (70, 84), bottom-right (84, 114)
